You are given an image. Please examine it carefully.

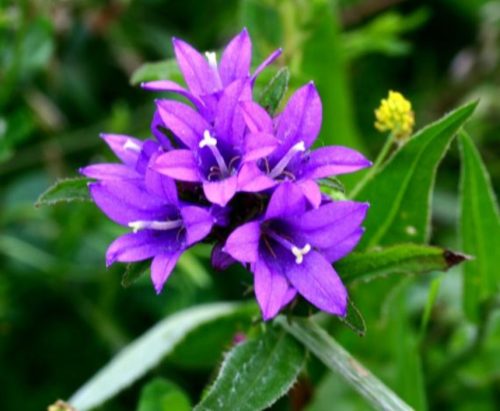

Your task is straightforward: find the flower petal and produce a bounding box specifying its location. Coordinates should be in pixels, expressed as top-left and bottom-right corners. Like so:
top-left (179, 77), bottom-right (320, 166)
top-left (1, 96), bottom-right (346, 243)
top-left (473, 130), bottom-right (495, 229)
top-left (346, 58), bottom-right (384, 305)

top-left (301, 146), bottom-right (372, 179)
top-left (89, 181), bottom-right (168, 226)
top-left (141, 80), bottom-right (205, 111)
top-left (156, 100), bottom-right (210, 149)
top-left (254, 257), bottom-right (292, 321)
top-left (251, 48), bottom-right (283, 81)
top-left (172, 37), bottom-right (219, 96)
top-left (154, 149), bottom-right (201, 182)
top-left (151, 111), bottom-right (174, 149)
top-left (214, 79), bottom-right (251, 148)
top-left (237, 162), bottom-right (276, 192)
top-left (223, 221), bottom-right (261, 263)
top-left (181, 205), bottom-right (214, 245)
top-left (286, 250), bottom-right (347, 316)
top-left (297, 179), bottom-right (322, 208)
top-left (325, 227), bottom-right (364, 263)
top-left (80, 164), bottom-right (140, 180)
top-left (272, 83), bottom-right (322, 161)
top-left (202, 175), bottom-right (238, 206)
top-left (211, 243), bottom-right (236, 271)
top-left (100, 134), bottom-right (142, 167)
top-left (240, 101), bottom-right (274, 133)
top-left (298, 201), bottom-right (369, 250)
top-left (106, 230), bottom-right (178, 266)
top-left (219, 28), bottom-right (252, 86)
top-left (145, 158), bottom-right (179, 204)
top-left (243, 132), bottom-right (278, 161)
top-left (151, 250), bottom-right (182, 294)
top-left (265, 182), bottom-right (307, 220)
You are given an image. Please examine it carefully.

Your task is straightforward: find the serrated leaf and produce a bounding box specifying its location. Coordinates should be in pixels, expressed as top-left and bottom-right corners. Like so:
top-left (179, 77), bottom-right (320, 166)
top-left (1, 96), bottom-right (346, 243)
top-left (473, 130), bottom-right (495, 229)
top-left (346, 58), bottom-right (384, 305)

top-left (137, 378), bottom-right (190, 411)
top-left (121, 261), bottom-right (150, 288)
top-left (69, 303), bottom-right (243, 411)
top-left (353, 101), bottom-right (477, 248)
top-left (279, 317), bottom-right (413, 411)
top-left (459, 131), bottom-right (500, 321)
top-left (336, 243), bottom-right (468, 284)
top-left (130, 59), bottom-right (182, 85)
top-left (193, 327), bottom-right (306, 411)
top-left (257, 67), bottom-right (290, 115)
top-left (36, 177), bottom-right (91, 207)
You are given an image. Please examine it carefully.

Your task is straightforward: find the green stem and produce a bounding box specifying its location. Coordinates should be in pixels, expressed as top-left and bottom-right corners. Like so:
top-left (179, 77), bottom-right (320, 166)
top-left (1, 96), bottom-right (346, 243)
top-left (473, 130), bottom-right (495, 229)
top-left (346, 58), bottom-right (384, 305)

top-left (350, 133), bottom-right (395, 199)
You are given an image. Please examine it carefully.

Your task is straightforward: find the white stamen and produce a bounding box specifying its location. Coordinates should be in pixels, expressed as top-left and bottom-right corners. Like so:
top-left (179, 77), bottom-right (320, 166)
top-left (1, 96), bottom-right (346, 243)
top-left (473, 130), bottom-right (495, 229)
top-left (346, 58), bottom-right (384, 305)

top-left (199, 130), bottom-right (218, 148)
top-left (123, 139), bottom-right (141, 152)
top-left (205, 51), bottom-right (218, 68)
top-left (269, 140), bottom-right (306, 179)
top-left (291, 243), bottom-right (311, 264)
top-left (128, 219), bottom-right (182, 233)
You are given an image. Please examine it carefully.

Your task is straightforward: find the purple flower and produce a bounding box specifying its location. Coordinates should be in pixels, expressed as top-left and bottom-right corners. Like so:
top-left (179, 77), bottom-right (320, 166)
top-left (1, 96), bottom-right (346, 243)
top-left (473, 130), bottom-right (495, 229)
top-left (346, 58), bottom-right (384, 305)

top-left (81, 135), bottom-right (214, 293)
top-left (151, 79), bottom-right (276, 206)
top-left (223, 183), bottom-right (369, 320)
top-left (240, 83), bottom-right (372, 207)
top-left (141, 28), bottom-right (282, 120)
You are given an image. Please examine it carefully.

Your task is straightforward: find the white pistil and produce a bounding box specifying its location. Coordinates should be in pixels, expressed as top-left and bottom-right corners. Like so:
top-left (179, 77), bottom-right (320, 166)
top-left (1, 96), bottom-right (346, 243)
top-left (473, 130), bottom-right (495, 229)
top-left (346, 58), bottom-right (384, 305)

top-left (123, 139), bottom-right (141, 152)
top-left (268, 141), bottom-right (306, 179)
top-left (199, 130), bottom-right (218, 148)
top-left (199, 130), bottom-right (229, 177)
top-left (205, 51), bottom-right (218, 69)
top-left (128, 219), bottom-right (182, 233)
top-left (291, 243), bottom-right (311, 264)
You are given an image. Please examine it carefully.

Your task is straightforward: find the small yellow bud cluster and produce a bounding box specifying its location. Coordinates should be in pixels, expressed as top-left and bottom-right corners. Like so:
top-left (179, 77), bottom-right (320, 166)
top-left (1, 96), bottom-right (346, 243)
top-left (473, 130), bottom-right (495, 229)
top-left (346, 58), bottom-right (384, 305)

top-left (374, 91), bottom-right (415, 142)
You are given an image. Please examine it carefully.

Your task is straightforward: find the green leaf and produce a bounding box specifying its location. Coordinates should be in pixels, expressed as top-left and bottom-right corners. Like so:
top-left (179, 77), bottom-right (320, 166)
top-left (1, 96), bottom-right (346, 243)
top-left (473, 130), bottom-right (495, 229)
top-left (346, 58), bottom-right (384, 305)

top-left (338, 299), bottom-right (367, 337)
top-left (35, 177), bottom-right (91, 207)
top-left (193, 327), bottom-right (306, 411)
top-left (279, 317), bottom-right (413, 411)
top-left (458, 131), bottom-right (500, 321)
top-left (130, 59), bottom-right (182, 85)
top-left (336, 243), bottom-right (468, 284)
top-left (257, 67), bottom-right (290, 116)
top-left (69, 303), bottom-right (243, 411)
top-left (137, 378), bottom-right (190, 411)
top-left (121, 261), bottom-right (150, 288)
top-left (353, 101), bottom-right (477, 248)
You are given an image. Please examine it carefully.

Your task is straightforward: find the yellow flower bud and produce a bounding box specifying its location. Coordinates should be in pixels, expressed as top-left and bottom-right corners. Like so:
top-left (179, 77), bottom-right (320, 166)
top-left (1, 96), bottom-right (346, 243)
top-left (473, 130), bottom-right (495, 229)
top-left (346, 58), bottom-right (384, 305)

top-left (374, 90), bottom-right (415, 142)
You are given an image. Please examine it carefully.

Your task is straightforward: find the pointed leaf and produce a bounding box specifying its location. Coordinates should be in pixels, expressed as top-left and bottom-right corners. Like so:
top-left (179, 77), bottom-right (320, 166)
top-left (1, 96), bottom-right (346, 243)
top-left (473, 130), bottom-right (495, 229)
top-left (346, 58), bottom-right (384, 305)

top-left (279, 317), bottom-right (413, 411)
top-left (336, 243), bottom-right (468, 284)
top-left (459, 131), bottom-right (500, 321)
top-left (257, 67), bottom-right (290, 115)
top-left (69, 303), bottom-right (243, 411)
top-left (121, 261), bottom-right (150, 288)
top-left (353, 101), bottom-right (477, 248)
top-left (194, 327), bottom-right (306, 411)
top-left (36, 177), bottom-right (91, 207)
top-left (130, 59), bottom-right (182, 85)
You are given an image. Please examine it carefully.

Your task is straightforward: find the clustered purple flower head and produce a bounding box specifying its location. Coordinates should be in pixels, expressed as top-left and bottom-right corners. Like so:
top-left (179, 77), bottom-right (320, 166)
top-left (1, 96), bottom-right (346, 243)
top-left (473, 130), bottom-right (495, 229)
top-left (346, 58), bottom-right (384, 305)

top-left (81, 29), bottom-right (372, 320)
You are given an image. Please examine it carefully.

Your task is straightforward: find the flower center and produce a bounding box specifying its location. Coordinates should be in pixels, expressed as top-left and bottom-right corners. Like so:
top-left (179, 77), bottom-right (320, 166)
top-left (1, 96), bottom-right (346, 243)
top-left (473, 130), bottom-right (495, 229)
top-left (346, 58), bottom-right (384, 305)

top-left (268, 141), bottom-right (306, 179)
top-left (199, 130), bottom-right (230, 178)
top-left (123, 139), bottom-right (141, 152)
top-left (204, 51), bottom-right (218, 69)
top-left (128, 219), bottom-right (183, 233)
top-left (266, 230), bottom-right (311, 265)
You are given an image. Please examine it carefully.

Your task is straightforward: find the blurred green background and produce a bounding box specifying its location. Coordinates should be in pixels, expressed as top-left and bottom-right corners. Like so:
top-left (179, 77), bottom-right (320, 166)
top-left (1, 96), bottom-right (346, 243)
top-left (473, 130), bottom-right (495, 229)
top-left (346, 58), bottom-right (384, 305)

top-left (1, 0), bottom-right (499, 410)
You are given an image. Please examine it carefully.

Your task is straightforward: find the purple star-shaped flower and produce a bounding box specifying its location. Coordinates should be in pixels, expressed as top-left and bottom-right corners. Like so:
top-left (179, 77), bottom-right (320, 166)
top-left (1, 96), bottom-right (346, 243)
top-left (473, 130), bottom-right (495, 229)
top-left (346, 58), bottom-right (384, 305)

top-left (240, 83), bottom-right (372, 207)
top-left (151, 79), bottom-right (276, 207)
top-left (81, 135), bottom-right (214, 293)
top-left (223, 182), bottom-right (369, 320)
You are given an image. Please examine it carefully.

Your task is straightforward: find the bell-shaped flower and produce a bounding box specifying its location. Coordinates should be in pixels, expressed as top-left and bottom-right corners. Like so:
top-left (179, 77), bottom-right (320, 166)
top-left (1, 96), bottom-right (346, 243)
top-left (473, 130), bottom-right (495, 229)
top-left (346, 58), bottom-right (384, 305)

top-left (240, 83), bottom-right (372, 207)
top-left (223, 182), bottom-right (369, 320)
top-left (152, 79), bottom-right (277, 207)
